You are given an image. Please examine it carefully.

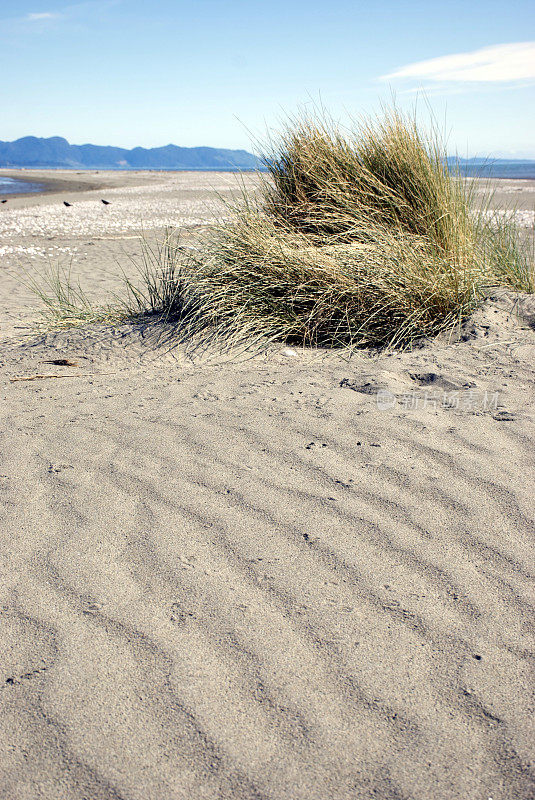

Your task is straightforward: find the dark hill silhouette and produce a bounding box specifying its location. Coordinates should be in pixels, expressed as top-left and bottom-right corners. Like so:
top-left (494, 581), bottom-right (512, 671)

top-left (0, 136), bottom-right (260, 171)
top-left (1, 137), bottom-right (533, 177)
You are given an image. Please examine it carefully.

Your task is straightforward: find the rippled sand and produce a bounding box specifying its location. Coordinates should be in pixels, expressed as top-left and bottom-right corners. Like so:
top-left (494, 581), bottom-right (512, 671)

top-left (0, 172), bottom-right (534, 800)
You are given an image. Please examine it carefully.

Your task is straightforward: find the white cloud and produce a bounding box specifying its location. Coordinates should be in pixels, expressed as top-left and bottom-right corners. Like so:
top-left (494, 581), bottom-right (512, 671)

top-left (382, 42), bottom-right (535, 83)
top-left (26, 12), bottom-right (60, 20)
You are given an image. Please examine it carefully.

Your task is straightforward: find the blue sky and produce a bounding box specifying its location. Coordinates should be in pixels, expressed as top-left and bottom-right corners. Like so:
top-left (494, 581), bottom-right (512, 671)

top-left (1, 0), bottom-right (534, 157)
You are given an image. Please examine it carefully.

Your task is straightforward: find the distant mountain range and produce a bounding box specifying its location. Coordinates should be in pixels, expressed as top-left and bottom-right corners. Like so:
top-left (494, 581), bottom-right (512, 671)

top-left (1, 137), bottom-right (534, 178)
top-left (0, 136), bottom-right (261, 171)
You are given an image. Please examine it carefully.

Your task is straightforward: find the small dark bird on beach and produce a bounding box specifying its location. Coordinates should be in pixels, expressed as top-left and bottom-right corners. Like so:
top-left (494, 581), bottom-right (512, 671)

top-left (63, 201), bottom-right (72, 207)
top-left (1, 199), bottom-right (7, 203)
top-left (101, 199), bottom-right (111, 205)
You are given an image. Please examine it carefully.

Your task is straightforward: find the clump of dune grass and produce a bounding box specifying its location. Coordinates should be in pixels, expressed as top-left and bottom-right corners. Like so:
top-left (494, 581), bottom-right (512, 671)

top-left (183, 108), bottom-right (533, 347)
top-left (120, 229), bottom-right (206, 322)
top-left (476, 208), bottom-right (535, 292)
top-left (26, 107), bottom-right (533, 350)
top-left (23, 260), bottom-right (126, 330)
top-left (23, 231), bottom-right (204, 333)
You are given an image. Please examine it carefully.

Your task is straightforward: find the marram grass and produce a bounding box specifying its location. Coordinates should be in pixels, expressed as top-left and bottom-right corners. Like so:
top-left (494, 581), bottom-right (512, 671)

top-left (29, 108), bottom-right (534, 349)
top-left (184, 109), bottom-right (532, 347)
top-left (190, 213), bottom-right (483, 348)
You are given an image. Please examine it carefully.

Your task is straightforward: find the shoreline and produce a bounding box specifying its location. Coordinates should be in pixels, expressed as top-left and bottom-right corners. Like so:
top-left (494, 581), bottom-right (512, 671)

top-left (0, 168), bottom-right (259, 200)
top-left (0, 168), bottom-right (258, 210)
top-left (0, 169), bottom-right (112, 199)
top-left (2, 167), bottom-right (535, 203)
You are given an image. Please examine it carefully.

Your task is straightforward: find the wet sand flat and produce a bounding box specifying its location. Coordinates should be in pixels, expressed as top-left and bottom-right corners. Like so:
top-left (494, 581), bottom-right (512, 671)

top-left (0, 171), bottom-right (534, 800)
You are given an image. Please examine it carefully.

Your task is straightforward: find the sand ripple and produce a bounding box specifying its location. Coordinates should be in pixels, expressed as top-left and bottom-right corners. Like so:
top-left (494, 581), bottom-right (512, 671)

top-left (1, 292), bottom-right (534, 799)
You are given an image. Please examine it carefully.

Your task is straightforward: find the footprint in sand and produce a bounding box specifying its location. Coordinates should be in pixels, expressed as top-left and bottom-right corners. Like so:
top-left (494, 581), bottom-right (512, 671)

top-left (170, 603), bottom-right (195, 624)
top-left (47, 463), bottom-right (74, 473)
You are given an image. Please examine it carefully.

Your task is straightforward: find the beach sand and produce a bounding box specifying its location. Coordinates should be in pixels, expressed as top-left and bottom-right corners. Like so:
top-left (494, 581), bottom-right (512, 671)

top-left (0, 171), bottom-right (534, 800)
top-left (0, 169), bottom-right (261, 340)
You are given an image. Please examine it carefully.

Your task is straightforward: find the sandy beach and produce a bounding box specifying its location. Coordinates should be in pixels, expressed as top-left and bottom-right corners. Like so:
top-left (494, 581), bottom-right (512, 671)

top-left (1, 171), bottom-right (534, 800)
top-left (0, 169), bottom-right (260, 340)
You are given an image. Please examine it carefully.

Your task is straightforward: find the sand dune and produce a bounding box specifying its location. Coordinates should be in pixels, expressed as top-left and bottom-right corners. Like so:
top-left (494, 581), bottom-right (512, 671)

top-left (0, 173), bottom-right (534, 799)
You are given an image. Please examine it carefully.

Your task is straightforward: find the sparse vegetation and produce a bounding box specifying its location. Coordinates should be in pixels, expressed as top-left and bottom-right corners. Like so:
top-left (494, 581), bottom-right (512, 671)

top-left (23, 233), bottom-right (209, 341)
top-left (23, 260), bottom-right (125, 330)
top-left (120, 231), bottom-right (206, 324)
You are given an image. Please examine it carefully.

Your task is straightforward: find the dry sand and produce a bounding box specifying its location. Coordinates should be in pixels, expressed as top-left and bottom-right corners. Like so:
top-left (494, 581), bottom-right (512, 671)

top-left (0, 169), bottom-right (258, 339)
top-left (1, 171), bottom-right (534, 800)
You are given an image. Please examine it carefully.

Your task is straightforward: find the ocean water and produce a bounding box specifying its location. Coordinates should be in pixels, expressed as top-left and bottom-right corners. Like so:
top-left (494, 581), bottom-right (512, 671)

top-left (0, 176), bottom-right (44, 195)
top-left (455, 161), bottom-right (535, 180)
top-left (445, 159), bottom-right (535, 180)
